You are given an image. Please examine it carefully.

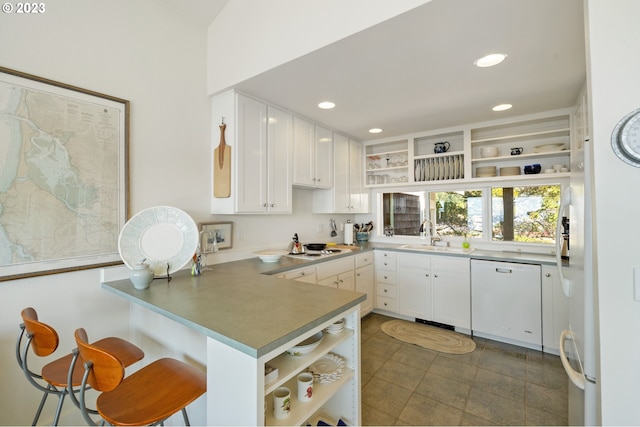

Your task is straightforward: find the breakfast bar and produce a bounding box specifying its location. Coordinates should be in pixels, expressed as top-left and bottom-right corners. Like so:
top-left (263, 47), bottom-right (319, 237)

top-left (102, 259), bottom-right (365, 426)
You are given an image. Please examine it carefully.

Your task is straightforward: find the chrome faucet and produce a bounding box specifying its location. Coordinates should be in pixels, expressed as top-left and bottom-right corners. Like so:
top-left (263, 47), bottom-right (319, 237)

top-left (419, 219), bottom-right (441, 245)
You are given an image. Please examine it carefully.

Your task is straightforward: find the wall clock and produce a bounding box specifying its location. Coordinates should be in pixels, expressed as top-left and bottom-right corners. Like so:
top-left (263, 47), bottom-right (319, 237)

top-left (611, 108), bottom-right (640, 167)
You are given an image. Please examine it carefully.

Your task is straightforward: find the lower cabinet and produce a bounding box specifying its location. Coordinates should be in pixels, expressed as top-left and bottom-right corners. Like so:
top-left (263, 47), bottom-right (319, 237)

top-left (397, 253), bottom-right (432, 319)
top-left (393, 252), bottom-right (471, 330)
top-left (541, 264), bottom-right (569, 354)
top-left (279, 266), bottom-right (317, 284)
top-left (355, 253), bottom-right (374, 316)
top-left (258, 306), bottom-right (361, 426)
top-left (316, 257), bottom-right (355, 290)
top-left (374, 251), bottom-right (398, 313)
top-left (431, 255), bottom-right (471, 330)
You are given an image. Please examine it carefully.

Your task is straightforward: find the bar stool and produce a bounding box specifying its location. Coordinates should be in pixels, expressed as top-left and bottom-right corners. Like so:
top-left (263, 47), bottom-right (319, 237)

top-left (72, 328), bottom-right (206, 426)
top-left (16, 307), bottom-right (144, 426)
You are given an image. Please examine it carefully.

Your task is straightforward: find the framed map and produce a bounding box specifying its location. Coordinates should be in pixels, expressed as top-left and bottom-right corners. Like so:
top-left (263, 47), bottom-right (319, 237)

top-left (0, 67), bottom-right (129, 281)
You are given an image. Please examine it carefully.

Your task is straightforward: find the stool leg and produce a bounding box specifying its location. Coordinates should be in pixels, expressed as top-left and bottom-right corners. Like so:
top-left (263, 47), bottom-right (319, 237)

top-left (52, 391), bottom-right (66, 426)
top-left (181, 408), bottom-right (191, 426)
top-left (32, 385), bottom-right (52, 426)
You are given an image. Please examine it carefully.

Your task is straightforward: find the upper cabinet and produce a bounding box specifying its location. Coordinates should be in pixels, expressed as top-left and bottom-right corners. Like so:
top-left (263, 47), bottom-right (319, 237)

top-left (313, 134), bottom-right (368, 213)
top-left (293, 118), bottom-right (333, 189)
top-left (211, 92), bottom-right (293, 214)
top-left (364, 109), bottom-right (573, 187)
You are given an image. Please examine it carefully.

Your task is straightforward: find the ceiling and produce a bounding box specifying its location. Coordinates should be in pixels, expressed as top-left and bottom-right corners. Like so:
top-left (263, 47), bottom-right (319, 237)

top-left (167, 0), bottom-right (586, 142)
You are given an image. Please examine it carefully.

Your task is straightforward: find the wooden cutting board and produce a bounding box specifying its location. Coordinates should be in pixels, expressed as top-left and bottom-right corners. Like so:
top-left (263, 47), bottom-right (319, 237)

top-left (214, 123), bottom-right (231, 198)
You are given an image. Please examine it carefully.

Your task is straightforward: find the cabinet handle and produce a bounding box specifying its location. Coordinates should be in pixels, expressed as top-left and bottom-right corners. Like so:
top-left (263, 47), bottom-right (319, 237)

top-left (426, 273), bottom-right (430, 277)
top-left (545, 273), bottom-right (551, 277)
top-left (384, 262), bottom-right (388, 266)
top-left (263, 203), bottom-right (268, 207)
top-left (384, 289), bottom-right (388, 293)
top-left (384, 302), bottom-right (388, 306)
top-left (270, 203), bottom-right (275, 207)
top-left (434, 274), bottom-right (438, 278)
top-left (357, 273), bottom-right (360, 277)
top-left (384, 275), bottom-right (388, 279)
top-left (339, 279), bottom-right (344, 283)
top-left (300, 272), bottom-right (306, 276)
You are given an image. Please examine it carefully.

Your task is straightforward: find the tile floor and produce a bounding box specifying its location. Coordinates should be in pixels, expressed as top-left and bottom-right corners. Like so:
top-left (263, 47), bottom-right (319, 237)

top-left (360, 313), bottom-right (568, 426)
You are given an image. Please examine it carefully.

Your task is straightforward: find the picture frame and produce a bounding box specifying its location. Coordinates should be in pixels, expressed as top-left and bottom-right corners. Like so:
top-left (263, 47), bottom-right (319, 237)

top-left (0, 67), bottom-right (129, 281)
top-left (200, 222), bottom-right (233, 251)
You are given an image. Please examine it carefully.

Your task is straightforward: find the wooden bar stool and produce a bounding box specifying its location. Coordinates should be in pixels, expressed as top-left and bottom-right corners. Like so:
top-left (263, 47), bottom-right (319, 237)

top-left (16, 308), bottom-right (144, 426)
top-left (73, 328), bottom-right (206, 426)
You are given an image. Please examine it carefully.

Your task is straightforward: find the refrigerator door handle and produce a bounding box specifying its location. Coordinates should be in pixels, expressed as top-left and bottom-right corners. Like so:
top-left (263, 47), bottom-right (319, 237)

top-left (556, 187), bottom-right (572, 297)
top-left (559, 329), bottom-right (586, 390)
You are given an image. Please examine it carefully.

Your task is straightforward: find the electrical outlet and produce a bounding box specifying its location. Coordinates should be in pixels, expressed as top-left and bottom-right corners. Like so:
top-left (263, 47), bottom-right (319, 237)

top-left (238, 231), bottom-right (244, 241)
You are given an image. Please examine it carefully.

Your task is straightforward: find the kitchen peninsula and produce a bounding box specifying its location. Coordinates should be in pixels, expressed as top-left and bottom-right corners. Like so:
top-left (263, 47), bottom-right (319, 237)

top-left (102, 259), bottom-right (366, 426)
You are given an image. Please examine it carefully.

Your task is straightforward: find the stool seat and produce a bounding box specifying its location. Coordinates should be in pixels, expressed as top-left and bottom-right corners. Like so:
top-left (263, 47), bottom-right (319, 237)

top-left (74, 328), bottom-right (206, 426)
top-left (98, 358), bottom-right (207, 426)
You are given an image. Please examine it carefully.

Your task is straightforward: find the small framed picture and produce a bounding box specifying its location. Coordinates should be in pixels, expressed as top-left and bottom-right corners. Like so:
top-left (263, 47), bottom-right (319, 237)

top-left (200, 222), bottom-right (233, 251)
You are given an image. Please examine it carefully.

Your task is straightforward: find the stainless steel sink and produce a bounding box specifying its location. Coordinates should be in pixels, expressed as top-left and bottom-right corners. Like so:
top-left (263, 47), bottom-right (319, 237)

top-left (399, 244), bottom-right (475, 254)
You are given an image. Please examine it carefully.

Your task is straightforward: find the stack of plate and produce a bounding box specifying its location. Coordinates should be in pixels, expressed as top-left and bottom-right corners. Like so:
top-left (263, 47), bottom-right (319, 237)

top-left (325, 318), bottom-right (345, 335)
top-left (533, 143), bottom-right (565, 153)
top-left (499, 166), bottom-right (521, 176)
top-left (307, 353), bottom-right (345, 383)
top-left (476, 165), bottom-right (497, 177)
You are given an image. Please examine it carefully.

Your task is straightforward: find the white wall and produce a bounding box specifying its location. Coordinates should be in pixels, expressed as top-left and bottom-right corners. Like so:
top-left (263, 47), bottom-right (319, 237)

top-left (206, 0), bottom-right (429, 95)
top-left (0, 2), bottom-right (377, 424)
top-left (586, 0), bottom-right (640, 424)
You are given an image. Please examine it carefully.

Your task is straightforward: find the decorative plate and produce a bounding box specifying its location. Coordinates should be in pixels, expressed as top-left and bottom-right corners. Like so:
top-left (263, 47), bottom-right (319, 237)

top-left (611, 107), bottom-right (640, 167)
top-left (118, 206), bottom-right (199, 277)
top-left (308, 353), bottom-right (345, 383)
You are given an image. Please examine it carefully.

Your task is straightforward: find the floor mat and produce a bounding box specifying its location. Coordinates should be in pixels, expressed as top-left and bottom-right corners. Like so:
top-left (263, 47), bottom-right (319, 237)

top-left (380, 319), bottom-right (476, 354)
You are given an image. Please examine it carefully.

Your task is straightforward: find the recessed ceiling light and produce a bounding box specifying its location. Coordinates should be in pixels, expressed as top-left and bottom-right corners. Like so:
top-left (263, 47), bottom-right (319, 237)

top-left (369, 128), bottom-right (383, 134)
top-left (474, 53), bottom-right (507, 68)
top-left (492, 103), bottom-right (513, 112)
top-left (318, 101), bottom-right (335, 109)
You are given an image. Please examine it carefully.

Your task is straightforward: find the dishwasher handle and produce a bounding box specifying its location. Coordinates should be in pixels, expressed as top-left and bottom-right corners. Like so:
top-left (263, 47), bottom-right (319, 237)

top-left (495, 268), bottom-right (512, 274)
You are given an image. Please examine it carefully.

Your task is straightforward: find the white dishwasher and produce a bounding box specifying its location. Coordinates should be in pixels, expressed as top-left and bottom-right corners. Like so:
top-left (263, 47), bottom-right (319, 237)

top-left (471, 259), bottom-right (542, 346)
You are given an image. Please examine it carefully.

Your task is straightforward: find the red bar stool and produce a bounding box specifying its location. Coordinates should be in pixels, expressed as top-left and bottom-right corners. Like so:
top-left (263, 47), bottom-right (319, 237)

top-left (72, 328), bottom-right (206, 426)
top-left (16, 307), bottom-right (144, 425)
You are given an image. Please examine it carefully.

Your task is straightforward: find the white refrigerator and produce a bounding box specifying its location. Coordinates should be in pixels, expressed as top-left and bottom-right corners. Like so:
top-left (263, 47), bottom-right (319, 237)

top-left (558, 94), bottom-right (598, 426)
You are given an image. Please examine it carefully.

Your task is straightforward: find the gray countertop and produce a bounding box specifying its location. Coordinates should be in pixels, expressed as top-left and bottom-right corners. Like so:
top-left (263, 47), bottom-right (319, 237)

top-left (102, 242), bottom-right (555, 358)
top-left (102, 261), bottom-right (365, 358)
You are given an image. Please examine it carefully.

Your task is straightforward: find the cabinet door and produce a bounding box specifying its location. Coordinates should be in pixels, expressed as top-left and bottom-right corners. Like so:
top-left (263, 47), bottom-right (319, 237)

top-left (356, 264), bottom-right (374, 316)
top-left (397, 253), bottom-right (431, 320)
top-left (314, 125), bottom-right (333, 188)
top-left (236, 95), bottom-right (268, 213)
top-left (332, 133), bottom-right (350, 212)
top-left (431, 256), bottom-right (470, 329)
top-left (267, 107), bottom-right (293, 213)
top-left (348, 140), bottom-right (367, 213)
top-left (541, 265), bottom-right (569, 353)
top-left (337, 270), bottom-right (355, 291)
top-left (293, 117), bottom-right (315, 187)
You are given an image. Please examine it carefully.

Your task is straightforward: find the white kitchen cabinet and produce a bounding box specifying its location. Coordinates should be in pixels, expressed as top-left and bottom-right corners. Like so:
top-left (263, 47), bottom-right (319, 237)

top-left (374, 251), bottom-right (397, 313)
top-left (313, 134), bottom-right (369, 213)
top-left (431, 255), bottom-right (470, 330)
top-left (211, 91), bottom-right (293, 214)
top-left (355, 253), bottom-right (374, 316)
top-left (541, 264), bottom-right (569, 354)
top-left (316, 257), bottom-right (354, 289)
top-left (397, 253), bottom-right (432, 320)
top-left (279, 266), bottom-right (317, 284)
top-left (293, 117), bottom-right (332, 189)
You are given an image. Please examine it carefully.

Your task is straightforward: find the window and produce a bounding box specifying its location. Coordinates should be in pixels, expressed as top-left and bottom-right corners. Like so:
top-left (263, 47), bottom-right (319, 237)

top-left (491, 185), bottom-right (561, 244)
top-left (379, 184), bottom-right (561, 245)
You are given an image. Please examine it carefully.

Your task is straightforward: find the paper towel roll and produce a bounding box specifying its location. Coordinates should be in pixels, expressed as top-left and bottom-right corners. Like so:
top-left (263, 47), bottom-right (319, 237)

top-left (344, 223), bottom-right (354, 245)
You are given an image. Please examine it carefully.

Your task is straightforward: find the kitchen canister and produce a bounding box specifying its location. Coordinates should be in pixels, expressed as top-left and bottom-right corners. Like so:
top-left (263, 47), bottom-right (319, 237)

top-left (273, 387), bottom-right (291, 419)
top-left (129, 262), bottom-right (154, 290)
top-left (297, 372), bottom-right (313, 402)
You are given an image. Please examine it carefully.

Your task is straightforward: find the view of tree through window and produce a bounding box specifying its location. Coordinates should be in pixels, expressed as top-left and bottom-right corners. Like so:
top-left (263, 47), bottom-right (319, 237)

top-left (491, 185), bottom-right (561, 244)
top-left (433, 191), bottom-right (483, 237)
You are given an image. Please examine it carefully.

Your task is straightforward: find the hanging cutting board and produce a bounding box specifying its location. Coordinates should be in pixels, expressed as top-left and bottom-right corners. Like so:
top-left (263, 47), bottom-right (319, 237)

top-left (213, 122), bottom-right (231, 198)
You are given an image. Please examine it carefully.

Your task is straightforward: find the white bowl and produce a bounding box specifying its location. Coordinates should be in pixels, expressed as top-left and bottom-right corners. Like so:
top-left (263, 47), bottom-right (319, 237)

top-left (480, 146), bottom-right (499, 158)
top-left (287, 331), bottom-right (324, 356)
top-left (255, 250), bottom-right (287, 263)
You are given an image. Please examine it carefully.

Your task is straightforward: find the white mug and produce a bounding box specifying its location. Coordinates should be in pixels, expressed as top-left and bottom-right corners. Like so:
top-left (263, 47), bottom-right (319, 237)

top-left (297, 372), bottom-right (314, 402)
top-left (273, 387), bottom-right (291, 419)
